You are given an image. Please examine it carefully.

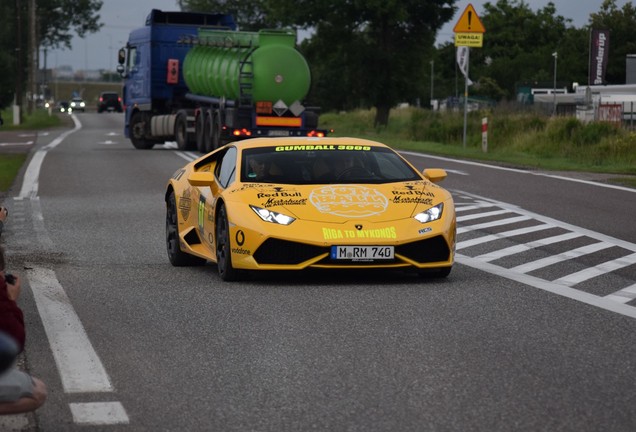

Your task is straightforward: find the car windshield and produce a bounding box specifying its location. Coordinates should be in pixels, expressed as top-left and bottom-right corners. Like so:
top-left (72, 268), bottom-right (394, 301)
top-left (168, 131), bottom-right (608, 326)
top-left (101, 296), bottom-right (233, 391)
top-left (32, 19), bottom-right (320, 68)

top-left (240, 145), bottom-right (421, 184)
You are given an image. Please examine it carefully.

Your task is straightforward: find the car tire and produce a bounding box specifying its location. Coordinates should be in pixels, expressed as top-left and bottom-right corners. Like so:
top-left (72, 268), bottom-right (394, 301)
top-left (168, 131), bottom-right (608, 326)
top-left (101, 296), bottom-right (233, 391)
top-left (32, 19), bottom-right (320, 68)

top-left (212, 111), bottom-right (222, 150)
top-left (216, 204), bottom-right (241, 281)
top-left (130, 112), bottom-right (155, 150)
top-left (166, 191), bottom-right (206, 267)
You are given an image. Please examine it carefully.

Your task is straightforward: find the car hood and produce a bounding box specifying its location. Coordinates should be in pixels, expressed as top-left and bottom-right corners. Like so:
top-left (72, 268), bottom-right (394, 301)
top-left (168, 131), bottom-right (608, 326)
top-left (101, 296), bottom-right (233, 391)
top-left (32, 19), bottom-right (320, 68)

top-left (227, 181), bottom-right (446, 222)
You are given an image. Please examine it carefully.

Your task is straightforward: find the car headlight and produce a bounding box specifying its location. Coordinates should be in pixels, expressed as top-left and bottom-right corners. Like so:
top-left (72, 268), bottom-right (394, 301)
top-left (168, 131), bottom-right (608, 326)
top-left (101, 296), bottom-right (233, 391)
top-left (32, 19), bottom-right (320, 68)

top-left (80, 102), bottom-right (85, 107)
top-left (250, 205), bottom-right (295, 225)
top-left (414, 203), bottom-right (443, 223)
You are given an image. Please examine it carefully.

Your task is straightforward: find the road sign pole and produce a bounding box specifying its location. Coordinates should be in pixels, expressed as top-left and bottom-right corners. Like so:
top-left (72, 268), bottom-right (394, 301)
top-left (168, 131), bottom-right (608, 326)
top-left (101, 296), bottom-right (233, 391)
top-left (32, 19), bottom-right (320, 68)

top-left (462, 48), bottom-right (469, 149)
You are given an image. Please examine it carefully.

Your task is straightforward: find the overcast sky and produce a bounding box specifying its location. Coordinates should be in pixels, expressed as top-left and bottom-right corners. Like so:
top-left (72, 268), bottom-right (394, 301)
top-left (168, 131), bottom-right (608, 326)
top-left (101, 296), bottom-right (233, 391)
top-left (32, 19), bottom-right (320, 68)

top-left (48, 0), bottom-right (628, 71)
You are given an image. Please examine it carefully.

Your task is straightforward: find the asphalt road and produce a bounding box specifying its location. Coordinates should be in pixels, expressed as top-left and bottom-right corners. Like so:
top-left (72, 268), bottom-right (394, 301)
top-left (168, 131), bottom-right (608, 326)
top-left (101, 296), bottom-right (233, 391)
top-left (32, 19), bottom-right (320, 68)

top-left (1, 113), bottom-right (636, 431)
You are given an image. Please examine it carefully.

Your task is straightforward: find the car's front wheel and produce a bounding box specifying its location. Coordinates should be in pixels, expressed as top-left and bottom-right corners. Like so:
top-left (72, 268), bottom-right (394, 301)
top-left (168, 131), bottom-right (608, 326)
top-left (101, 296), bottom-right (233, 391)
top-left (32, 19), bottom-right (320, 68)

top-left (216, 204), bottom-right (241, 281)
top-left (166, 191), bottom-right (206, 266)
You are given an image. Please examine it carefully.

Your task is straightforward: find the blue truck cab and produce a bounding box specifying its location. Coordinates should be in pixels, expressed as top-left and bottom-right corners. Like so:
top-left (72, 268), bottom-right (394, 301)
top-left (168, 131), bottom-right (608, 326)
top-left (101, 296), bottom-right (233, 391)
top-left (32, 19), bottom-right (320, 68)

top-left (118, 10), bottom-right (236, 149)
top-left (118, 9), bottom-right (326, 151)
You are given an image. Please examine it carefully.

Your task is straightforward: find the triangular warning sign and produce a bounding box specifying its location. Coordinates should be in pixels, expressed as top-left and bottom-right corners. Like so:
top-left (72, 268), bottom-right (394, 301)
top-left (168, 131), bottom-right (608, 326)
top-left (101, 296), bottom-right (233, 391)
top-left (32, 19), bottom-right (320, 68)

top-left (453, 4), bottom-right (486, 33)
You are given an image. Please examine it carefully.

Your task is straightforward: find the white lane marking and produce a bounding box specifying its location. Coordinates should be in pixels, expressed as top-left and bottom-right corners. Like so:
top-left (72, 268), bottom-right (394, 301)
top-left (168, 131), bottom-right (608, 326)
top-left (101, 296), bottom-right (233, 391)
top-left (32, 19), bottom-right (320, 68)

top-left (15, 114), bottom-right (129, 424)
top-left (456, 209), bottom-right (513, 221)
top-left (69, 402), bottom-right (129, 425)
top-left (457, 224), bottom-right (555, 249)
top-left (457, 215), bottom-right (532, 234)
top-left (554, 252), bottom-right (636, 286)
top-left (402, 151), bottom-right (636, 193)
top-left (455, 191), bottom-right (636, 252)
top-left (509, 242), bottom-right (614, 274)
top-left (19, 115), bottom-right (82, 198)
top-left (455, 190), bottom-right (636, 312)
top-left (605, 283), bottom-right (636, 304)
top-left (158, 141), bottom-right (178, 149)
top-left (0, 141), bottom-right (34, 146)
top-left (443, 169), bottom-right (469, 175)
top-left (175, 151), bottom-right (198, 162)
top-left (456, 254), bottom-right (636, 319)
top-left (27, 266), bottom-right (113, 393)
top-left (98, 140), bottom-right (117, 145)
top-left (473, 232), bottom-right (584, 263)
top-left (455, 202), bottom-right (500, 212)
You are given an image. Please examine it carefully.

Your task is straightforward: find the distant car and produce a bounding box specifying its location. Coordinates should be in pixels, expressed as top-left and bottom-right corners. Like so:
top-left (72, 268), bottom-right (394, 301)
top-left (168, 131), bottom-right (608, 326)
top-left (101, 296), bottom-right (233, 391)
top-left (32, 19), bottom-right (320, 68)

top-left (57, 101), bottom-right (70, 113)
top-left (165, 137), bottom-right (457, 281)
top-left (97, 92), bottom-right (123, 113)
top-left (69, 97), bottom-right (86, 112)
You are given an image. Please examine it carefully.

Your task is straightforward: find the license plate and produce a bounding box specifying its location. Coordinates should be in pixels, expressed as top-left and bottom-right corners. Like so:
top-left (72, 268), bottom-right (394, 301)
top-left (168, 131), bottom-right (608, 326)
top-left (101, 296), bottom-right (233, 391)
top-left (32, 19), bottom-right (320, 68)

top-left (330, 245), bottom-right (394, 261)
top-left (267, 130), bottom-right (290, 136)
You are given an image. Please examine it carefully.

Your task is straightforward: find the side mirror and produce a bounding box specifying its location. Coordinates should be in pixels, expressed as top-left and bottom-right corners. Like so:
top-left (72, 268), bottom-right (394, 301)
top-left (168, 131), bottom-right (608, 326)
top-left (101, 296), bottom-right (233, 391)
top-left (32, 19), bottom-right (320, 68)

top-left (118, 48), bottom-right (126, 65)
top-left (188, 171), bottom-right (216, 187)
top-left (422, 168), bottom-right (447, 183)
top-left (116, 64), bottom-right (125, 77)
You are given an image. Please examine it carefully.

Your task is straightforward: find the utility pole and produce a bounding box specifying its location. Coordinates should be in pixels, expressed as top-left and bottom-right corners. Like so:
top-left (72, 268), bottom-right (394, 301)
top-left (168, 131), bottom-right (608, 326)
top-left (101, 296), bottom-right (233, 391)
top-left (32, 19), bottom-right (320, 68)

top-left (430, 60), bottom-right (434, 110)
top-left (552, 51), bottom-right (558, 116)
top-left (14, 0), bottom-right (23, 124)
top-left (28, 0), bottom-right (37, 114)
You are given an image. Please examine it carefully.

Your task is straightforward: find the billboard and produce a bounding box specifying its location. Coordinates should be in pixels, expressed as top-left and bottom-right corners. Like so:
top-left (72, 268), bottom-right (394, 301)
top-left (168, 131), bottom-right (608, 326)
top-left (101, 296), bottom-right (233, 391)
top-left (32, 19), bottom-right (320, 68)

top-left (589, 29), bottom-right (610, 85)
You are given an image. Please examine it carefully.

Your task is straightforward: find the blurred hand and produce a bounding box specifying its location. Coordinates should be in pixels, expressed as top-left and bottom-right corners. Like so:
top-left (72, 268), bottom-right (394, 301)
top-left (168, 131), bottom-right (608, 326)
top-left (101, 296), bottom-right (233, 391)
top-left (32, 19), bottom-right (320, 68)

top-left (0, 207), bottom-right (7, 223)
top-left (4, 274), bottom-right (21, 301)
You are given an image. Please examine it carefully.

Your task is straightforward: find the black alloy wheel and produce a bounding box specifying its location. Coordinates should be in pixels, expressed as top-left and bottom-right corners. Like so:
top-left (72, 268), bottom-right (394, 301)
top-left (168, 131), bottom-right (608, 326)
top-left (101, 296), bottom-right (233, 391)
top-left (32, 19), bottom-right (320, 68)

top-left (166, 191), bottom-right (206, 266)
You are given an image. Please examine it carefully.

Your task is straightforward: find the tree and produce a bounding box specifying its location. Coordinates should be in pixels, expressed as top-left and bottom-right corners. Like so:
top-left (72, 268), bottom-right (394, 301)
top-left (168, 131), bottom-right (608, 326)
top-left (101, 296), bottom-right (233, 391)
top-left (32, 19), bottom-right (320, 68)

top-left (37, 0), bottom-right (103, 51)
top-left (282, 0), bottom-right (458, 126)
top-left (465, 0), bottom-right (584, 100)
top-left (178, 0), bottom-right (279, 31)
top-left (179, 0), bottom-right (457, 127)
top-left (0, 0), bottom-right (102, 110)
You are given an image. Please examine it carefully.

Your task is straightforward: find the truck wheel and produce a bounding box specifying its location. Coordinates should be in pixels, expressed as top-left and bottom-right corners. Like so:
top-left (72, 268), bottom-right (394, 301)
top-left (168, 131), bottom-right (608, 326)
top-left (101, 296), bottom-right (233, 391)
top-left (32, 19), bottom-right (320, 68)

top-left (195, 112), bottom-right (205, 153)
top-left (203, 110), bottom-right (214, 154)
top-left (130, 112), bottom-right (155, 150)
top-left (212, 111), bottom-right (222, 150)
top-left (175, 112), bottom-right (189, 151)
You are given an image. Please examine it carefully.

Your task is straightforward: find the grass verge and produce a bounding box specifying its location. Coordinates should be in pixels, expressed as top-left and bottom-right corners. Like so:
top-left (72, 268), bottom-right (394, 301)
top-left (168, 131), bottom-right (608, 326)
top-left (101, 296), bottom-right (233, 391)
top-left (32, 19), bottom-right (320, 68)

top-left (321, 107), bottom-right (636, 177)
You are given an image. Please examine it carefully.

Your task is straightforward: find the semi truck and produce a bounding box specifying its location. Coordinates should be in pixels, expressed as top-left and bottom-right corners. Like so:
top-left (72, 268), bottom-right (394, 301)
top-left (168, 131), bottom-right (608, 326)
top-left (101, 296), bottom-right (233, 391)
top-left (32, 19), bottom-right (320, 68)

top-left (117, 9), bottom-right (328, 151)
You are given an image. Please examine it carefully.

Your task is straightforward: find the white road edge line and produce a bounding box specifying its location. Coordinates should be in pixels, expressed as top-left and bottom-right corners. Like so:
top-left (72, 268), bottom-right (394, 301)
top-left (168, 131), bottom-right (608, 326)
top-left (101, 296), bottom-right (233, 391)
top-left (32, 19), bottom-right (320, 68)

top-left (16, 117), bottom-right (130, 425)
top-left (401, 150), bottom-right (636, 193)
top-left (27, 266), bottom-right (114, 393)
top-left (69, 402), bottom-right (129, 425)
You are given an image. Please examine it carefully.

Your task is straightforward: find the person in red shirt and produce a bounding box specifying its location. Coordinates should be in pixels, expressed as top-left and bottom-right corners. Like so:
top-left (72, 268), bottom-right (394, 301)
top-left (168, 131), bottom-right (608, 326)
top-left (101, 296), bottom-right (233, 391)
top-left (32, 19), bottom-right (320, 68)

top-left (0, 246), bottom-right (47, 415)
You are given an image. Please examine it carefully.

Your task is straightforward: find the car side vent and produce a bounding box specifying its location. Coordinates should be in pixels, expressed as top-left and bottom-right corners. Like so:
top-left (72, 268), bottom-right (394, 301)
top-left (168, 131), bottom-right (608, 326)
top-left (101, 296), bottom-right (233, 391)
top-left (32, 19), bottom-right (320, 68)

top-left (184, 228), bottom-right (202, 245)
